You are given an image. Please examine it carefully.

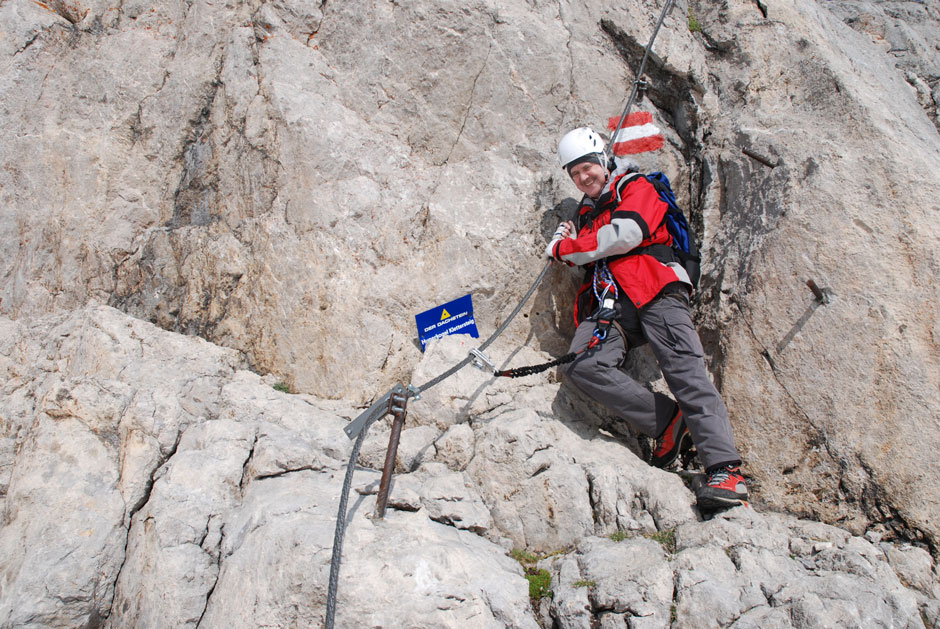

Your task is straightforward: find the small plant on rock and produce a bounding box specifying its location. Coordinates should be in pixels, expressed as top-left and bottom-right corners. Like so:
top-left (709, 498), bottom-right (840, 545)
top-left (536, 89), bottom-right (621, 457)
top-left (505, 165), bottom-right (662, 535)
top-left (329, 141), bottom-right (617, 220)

top-left (273, 382), bottom-right (291, 393)
top-left (688, 7), bottom-right (702, 33)
top-left (609, 530), bottom-right (629, 542)
top-left (510, 548), bottom-right (538, 566)
top-left (573, 579), bottom-right (595, 588)
top-left (526, 568), bottom-right (552, 602)
top-left (646, 528), bottom-right (677, 554)
top-left (509, 548), bottom-right (554, 604)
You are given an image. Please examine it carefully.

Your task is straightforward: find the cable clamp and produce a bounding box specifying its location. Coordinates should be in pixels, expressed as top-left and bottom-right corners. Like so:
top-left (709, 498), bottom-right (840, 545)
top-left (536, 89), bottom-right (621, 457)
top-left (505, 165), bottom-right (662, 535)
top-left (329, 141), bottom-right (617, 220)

top-left (469, 348), bottom-right (497, 374)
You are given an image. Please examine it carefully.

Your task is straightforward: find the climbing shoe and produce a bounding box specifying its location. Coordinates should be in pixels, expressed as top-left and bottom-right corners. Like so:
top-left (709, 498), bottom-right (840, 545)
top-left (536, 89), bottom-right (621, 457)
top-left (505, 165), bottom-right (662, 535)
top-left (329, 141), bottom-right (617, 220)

top-left (696, 465), bottom-right (748, 510)
top-left (650, 406), bottom-right (692, 469)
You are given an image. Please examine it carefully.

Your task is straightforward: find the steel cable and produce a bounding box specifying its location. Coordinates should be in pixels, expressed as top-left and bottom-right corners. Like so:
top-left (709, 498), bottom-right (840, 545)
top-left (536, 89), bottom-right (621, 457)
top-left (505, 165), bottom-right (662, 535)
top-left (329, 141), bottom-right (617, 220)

top-left (324, 261), bottom-right (550, 628)
top-left (324, 427), bottom-right (368, 629)
top-left (604, 0), bottom-right (675, 164)
top-left (324, 4), bottom-right (676, 621)
top-left (413, 260), bottom-right (552, 395)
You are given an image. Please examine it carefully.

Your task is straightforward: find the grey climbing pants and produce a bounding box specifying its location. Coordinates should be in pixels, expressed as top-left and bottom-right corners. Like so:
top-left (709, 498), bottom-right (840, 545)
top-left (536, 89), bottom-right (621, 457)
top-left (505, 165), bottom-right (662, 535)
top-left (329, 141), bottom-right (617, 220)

top-left (564, 292), bottom-right (740, 470)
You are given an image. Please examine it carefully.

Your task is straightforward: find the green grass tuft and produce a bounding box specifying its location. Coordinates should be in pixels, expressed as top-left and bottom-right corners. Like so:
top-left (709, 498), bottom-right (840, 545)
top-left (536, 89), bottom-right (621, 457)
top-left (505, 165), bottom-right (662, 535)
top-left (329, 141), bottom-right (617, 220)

top-left (510, 548), bottom-right (539, 566)
top-left (273, 382), bottom-right (290, 393)
top-left (688, 7), bottom-right (702, 33)
top-left (509, 548), bottom-right (559, 602)
top-left (526, 568), bottom-right (552, 601)
top-left (646, 528), bottom-right (677, 554)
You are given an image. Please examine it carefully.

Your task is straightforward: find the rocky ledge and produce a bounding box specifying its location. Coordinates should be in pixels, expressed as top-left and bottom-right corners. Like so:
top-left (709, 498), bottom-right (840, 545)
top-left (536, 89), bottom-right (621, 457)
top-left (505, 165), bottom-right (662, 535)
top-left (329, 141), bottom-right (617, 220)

top-left (1, 305), bottom-right (937, 627)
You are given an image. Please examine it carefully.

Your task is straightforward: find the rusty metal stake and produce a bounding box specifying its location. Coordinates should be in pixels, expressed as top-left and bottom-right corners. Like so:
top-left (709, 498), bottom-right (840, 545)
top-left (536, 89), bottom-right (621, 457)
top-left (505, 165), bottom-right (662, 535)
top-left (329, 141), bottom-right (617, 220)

top-left (806, 279), bottom-right (829, 304)
top-left (742, 147), bottom-right (778, 169)
top-left (374, 389), bottom-right (409, 519)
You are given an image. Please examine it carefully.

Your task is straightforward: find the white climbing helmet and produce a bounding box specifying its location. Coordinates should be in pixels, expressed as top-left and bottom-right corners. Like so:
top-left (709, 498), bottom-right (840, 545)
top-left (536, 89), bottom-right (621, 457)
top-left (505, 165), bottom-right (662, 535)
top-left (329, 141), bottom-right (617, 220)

top-left (558, 127), bottom-right (607, 171)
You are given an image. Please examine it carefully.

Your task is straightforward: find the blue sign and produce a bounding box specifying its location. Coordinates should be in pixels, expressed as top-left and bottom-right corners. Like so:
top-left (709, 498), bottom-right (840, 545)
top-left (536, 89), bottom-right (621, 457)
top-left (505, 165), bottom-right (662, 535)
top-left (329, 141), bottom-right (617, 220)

top-left (415, 293), bottom-right (479, 351)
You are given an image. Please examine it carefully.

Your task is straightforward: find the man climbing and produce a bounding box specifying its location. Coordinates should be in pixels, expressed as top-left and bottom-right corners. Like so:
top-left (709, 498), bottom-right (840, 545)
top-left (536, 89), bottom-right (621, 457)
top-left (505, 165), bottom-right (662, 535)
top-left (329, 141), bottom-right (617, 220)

top-left (545, 126), bottom-right (747, 510)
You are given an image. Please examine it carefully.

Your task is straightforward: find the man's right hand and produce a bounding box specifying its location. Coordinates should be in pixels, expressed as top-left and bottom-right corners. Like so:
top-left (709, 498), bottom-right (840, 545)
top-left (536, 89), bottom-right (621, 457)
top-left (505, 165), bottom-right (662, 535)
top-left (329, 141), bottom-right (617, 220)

top-left (544, 221), bottom-right (576, 260)
top-left (544, 239), bottom-right (561, 260)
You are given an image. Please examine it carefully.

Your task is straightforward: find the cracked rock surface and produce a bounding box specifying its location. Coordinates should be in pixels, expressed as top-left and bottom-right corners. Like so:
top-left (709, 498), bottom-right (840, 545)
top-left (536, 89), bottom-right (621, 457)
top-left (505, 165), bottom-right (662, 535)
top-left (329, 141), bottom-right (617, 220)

top-left (1, 0), bottom-right (940, 626)
top-left (1, 0), bottom-right (939, 550)
top-left (1, 307), bottom-right (938, 627)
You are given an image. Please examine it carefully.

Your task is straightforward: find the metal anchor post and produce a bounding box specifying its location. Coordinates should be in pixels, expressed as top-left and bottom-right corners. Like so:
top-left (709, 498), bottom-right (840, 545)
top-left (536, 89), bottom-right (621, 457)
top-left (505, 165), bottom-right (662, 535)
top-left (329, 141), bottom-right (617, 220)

top-left (374, 388), bottom-right (410, 519)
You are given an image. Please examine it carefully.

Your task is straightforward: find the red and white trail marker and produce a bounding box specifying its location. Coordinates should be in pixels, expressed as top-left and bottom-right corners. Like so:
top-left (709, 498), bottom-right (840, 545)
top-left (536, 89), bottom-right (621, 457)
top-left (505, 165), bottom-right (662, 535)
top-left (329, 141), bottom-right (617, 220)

top-left (607, 111), bottom-right (664, 156)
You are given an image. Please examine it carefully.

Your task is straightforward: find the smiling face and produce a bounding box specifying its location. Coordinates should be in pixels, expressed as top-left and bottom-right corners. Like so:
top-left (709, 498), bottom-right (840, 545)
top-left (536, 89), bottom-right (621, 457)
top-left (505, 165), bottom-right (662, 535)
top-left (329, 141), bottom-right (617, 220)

top-left (569, 161), bottom-right (609, 199)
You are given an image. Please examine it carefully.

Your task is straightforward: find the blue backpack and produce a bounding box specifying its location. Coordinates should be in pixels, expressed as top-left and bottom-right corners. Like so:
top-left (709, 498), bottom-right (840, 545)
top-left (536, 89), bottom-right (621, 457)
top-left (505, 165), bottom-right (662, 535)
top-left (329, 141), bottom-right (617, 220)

top-left (644, 171), bottom-right (701, 288)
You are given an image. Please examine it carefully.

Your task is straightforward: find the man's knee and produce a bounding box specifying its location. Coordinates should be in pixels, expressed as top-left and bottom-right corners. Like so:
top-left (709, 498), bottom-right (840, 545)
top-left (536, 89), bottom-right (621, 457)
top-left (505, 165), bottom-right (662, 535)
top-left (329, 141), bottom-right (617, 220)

top-left (563, 354), bottom-right (593, 388)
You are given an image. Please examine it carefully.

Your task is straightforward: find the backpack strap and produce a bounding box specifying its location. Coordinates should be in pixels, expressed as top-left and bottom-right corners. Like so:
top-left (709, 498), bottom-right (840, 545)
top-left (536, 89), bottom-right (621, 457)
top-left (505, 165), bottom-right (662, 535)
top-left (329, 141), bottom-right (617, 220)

top-left (575, 195), bottom-right (604, 231)
top-left (612, 171), bottom-right (645, 205)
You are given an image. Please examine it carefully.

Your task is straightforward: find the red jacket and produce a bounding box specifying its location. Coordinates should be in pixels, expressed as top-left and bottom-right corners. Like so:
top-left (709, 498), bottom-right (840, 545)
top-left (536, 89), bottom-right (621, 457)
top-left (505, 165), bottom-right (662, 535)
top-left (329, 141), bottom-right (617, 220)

top-left (552, 171), bottom-right (691, 326)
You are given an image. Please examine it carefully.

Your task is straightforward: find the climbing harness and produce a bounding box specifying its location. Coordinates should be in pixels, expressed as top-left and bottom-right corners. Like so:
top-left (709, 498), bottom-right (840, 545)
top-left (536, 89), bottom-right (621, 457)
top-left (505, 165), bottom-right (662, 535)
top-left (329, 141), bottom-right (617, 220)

top-left (589, 262), bottom-right (619, 345)
top-left (495, 300), bottom-right (617, 379)
top-left (325, 2), bottom-right (677, 626)
top-left (593, 260), bottom-right (618, 303)
top-left (497, 260), bottom-right (619, 378)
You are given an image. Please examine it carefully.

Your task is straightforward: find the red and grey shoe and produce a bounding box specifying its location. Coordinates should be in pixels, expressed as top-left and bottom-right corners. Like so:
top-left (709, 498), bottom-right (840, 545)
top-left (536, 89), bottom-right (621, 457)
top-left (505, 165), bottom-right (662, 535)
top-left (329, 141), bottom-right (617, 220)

top-left (650, 406), bottom-right (692, 469)
top-left (696, 465), bottom-right (748, 510)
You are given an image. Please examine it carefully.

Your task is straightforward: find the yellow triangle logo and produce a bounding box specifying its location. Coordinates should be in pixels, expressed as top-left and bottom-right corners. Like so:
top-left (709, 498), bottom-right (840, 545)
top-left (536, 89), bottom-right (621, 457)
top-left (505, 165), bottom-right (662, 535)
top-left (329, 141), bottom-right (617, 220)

top-left (440, 309), bottom-right (451, 320)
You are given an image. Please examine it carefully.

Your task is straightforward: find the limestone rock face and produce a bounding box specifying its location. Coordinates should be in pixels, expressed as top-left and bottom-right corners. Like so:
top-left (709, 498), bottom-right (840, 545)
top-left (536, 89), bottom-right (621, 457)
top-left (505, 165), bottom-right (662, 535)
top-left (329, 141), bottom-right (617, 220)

top-left (0, 0), bottom-right (586, 403)
top-left (2, 0), bottom-right (940, 624)
top-left (686, 0), bottom-right (940, 549)
top-left (827, 0), bottom-right (940, 130)
top-left (1, 308), bottom-right (937, 627)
